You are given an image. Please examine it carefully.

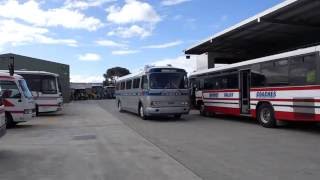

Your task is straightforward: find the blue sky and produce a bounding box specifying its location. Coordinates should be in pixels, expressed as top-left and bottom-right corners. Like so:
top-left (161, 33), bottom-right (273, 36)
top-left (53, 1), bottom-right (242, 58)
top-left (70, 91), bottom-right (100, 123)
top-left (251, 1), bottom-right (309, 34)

top-left (0, 0), bottom-right (283, 82)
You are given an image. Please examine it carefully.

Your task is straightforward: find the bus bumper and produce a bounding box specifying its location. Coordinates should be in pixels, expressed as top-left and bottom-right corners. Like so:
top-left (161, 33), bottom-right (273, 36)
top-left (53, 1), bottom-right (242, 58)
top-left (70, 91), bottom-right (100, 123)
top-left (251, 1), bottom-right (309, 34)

top-left (0, 124), bottom-right (6, 138)
top-left (12, 110), bottom-right (33, 123)
top-left (145, 106), bottom-right (190, 116)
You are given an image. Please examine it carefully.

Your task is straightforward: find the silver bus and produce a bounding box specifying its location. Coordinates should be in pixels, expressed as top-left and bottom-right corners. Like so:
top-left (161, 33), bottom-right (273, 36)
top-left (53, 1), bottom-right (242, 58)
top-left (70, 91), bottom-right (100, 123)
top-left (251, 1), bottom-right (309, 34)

top-left (115, 66), bottom-right (190, 119)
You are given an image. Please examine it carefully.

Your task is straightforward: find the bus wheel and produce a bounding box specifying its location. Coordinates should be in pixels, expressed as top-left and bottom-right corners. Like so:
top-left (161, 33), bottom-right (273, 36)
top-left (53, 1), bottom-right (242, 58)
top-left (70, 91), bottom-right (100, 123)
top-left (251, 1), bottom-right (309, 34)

top-left (174, 114), bottom-right (181, 119)
top-left (118, 101), bottom-right (123, 112)
top-left (200, 103), bottom-right (207, 116)
top-left (36, 105), bottom-right (39, 116)
top-left (139, 105), bottom-right (148, 120)
top-left (257, 104), bottom-right (277, 128)
top-left (5, 112), bottom-right (16, 128)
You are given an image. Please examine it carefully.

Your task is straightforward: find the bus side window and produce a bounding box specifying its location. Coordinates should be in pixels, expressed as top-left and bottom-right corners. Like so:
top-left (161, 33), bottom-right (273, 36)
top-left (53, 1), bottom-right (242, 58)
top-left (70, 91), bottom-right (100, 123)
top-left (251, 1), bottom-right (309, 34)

top-left (126, 80), bottom-right (132, 89)
top-left (141, 75), bottom-right (148, 89)
top-left (133, 78), bottom-right (140, 89)
top-left (289, 55), bottom-right (316, 85)
top-left (120, 82), bottom-right (125, 90)
top-left (261, 59), bottom-right (289, 87)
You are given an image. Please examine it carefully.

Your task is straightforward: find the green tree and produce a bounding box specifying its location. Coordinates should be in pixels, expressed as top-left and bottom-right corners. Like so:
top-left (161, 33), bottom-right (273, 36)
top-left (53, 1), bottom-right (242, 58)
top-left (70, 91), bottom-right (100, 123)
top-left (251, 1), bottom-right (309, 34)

top-left (103, 67), bottom-right (130, 86)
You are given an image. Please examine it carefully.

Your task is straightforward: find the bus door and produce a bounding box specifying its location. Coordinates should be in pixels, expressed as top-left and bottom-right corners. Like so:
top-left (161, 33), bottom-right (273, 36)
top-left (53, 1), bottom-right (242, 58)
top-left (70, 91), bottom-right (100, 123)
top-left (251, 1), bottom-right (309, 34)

top-left (239, 70), bottom-right (251, 114)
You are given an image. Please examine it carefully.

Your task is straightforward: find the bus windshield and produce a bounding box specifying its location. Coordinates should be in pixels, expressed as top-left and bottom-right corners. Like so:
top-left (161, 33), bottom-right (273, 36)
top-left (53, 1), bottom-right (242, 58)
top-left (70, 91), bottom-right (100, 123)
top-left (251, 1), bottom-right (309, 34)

top-left (18, 80), bottom-right (33, 98)
top-left (149, 73), bottom-right (187, 89)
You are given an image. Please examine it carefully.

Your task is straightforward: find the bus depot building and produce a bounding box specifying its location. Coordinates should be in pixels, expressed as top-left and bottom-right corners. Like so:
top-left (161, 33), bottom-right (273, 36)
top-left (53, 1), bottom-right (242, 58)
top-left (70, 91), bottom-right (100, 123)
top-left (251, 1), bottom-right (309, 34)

top-left (0, 53), bottom-right (70, 102)
top-left (185, 0), bottom-right (320, 126)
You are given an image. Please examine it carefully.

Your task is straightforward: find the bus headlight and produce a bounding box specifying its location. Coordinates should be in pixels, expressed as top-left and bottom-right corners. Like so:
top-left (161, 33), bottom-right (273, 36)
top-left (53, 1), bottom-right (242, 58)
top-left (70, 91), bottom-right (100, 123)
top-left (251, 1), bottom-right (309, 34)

top-left (24, 109), bottom-right (32, 114)
top-left (151, 101), bottom-right (161, 107)
top-left (181, 101), bottom-right (189, 106)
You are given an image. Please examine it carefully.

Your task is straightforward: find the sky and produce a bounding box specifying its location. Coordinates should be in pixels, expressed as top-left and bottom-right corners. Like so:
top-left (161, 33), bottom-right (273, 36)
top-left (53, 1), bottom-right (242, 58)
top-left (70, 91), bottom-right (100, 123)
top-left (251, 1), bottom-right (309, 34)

top-left (0, 0), bottom-right (283, 82)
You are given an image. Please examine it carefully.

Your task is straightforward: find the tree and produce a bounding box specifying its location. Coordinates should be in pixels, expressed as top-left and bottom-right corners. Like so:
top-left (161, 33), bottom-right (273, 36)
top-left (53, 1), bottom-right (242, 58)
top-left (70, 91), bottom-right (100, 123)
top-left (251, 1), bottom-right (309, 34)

top-left (103, 67), bottom-right (130, 86)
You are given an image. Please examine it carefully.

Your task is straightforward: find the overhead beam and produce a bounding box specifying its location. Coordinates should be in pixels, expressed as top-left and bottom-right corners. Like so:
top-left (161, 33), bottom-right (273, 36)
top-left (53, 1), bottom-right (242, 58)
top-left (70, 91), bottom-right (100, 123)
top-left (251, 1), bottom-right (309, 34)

top-left (259, 17), bottom-right (320, 29)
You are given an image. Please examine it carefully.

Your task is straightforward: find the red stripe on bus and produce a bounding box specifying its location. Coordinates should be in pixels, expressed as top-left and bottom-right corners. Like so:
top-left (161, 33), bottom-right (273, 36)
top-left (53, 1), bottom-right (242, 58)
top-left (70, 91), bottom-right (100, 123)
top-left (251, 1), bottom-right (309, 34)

top-left (251, 98), bottom-right (320, 102)
top-left (251, 85), bottom-right (320, 91)
top-left (3, 99), bottom-right (14, 107)
top-left (206, 106), bottom-right (240, 116)
top-left (203, 89), bottom-right (239, 93)
top-left (0, 76), bottom-right (14, 79)
top-left (204, 98), bottom-right (239, 101)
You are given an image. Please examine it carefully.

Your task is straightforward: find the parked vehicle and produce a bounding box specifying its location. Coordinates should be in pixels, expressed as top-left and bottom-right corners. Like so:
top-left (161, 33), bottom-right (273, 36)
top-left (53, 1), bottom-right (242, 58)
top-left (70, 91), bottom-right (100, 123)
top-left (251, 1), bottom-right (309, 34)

top-left (116, 65), bottom-right (190, 119)
top-left (104, 86), bottom-right (115, 99)
top-left (15, 71), bottom-right (63, 115)
top-left (190, 45), bottom-right (320, 128)
top-left (0, 72), bottom-right (35, 127)
top-left (0, 95), bottom-right (6, 137)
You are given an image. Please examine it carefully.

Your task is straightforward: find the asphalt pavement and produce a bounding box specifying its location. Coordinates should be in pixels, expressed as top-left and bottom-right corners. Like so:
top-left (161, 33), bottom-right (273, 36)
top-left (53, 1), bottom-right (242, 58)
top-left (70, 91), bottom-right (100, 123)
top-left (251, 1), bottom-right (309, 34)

top-left (1, 100), bottom-right (320, 180)
top-left (98, 99), bottom-right (320, 180)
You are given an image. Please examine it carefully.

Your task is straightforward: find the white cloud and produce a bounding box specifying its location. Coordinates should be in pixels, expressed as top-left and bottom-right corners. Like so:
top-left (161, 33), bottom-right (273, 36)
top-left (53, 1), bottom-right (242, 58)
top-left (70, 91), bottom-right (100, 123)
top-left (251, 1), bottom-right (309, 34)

top-left (78, 53), bottom-right (101, 61)
top-left (152, 56), bottom-right (196, 74)
top-left (107, 25), bottom-right (151, 38)
top-left (71, 74), bottom-right (104, 83)
top-left (106, 0), bottom-right (161, 24)
top-left (64, 0), bottom-right (115, 10)
top-left (143, 40), bottom-right (183, 49)
top-left (0, 0), bottom-right (103, 31)
top-left (161, 0), bottom-right (191, 6)
top-left (96, 39), bottom-right (127, 48)
top-left (0, 19), bottom-right (77, 47)
top-left (111, 50), bottom-right (140, 55)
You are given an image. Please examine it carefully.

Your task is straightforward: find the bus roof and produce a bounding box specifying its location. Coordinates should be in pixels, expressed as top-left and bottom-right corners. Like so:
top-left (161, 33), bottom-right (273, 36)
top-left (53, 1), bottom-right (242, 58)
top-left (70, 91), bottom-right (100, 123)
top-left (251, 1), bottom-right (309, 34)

top-left (117, 66), bottom-right (186, 82)
top-left (0, 72), bottom-right (24, 79)
top-left (189, 45), bottom-right (320, 77)
top-left (13, 70), bottom-right (59, 77)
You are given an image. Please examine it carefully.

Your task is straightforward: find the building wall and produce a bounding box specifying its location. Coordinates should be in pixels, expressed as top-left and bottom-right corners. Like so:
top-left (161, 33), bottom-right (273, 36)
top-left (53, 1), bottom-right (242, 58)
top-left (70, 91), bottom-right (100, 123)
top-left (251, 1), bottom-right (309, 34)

top-left (0, 53), bottom-right (70, 102)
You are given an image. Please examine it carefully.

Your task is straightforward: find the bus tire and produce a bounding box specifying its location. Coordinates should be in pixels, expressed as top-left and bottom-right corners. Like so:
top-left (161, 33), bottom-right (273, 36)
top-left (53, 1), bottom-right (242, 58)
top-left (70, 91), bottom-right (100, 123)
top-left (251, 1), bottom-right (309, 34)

top-left (174, 114), bottom-right (181, 119)
top-left (257, 103), bottom-right (277, 128)
top-left (200, 103), bottom-right (207, 116)
top-left (118, 101), bottom-right (123, 112)
top-left (36, 105), bottom-right (39, 116)
top-left (5, 112), bottom-right (16, 128)
top-left (139, 104), bottom-right (148, 120)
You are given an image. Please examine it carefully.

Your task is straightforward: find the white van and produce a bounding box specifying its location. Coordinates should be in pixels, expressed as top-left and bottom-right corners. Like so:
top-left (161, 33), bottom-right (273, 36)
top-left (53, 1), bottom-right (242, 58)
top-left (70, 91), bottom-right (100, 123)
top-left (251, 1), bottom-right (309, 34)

top-left (15, 71), bottom-right (63, 115)
top-left (0, 72), bottom-right (35, 127)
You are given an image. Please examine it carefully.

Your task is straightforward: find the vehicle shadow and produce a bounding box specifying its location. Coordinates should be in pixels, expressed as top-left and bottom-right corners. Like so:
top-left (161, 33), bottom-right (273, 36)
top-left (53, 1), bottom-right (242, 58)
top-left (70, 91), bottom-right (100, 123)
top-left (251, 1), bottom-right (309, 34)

top-left (190, 112), bottom-right (320, 134)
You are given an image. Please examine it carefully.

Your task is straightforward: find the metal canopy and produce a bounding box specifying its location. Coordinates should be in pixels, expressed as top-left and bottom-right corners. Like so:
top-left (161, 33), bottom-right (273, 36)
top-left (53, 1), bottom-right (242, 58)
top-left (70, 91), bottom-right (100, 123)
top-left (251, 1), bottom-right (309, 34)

top-left (184, 0), bottom-right (320, 64)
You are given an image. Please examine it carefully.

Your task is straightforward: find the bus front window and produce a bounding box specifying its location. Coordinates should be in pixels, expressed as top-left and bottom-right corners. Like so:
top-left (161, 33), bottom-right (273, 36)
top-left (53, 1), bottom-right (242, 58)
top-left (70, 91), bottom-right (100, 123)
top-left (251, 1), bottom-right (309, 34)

top-left (149, 73), bottom-right (187, 89)
top-left (42, 77), bottom-right (57, 94)
top-left (19, 80), bottom-right (33, 98)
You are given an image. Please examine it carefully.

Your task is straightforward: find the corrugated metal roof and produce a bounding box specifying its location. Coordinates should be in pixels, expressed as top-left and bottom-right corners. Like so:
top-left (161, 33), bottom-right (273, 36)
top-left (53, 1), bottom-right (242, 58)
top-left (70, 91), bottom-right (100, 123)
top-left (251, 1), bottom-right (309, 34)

top-left (185, 0), bottom-right (320, 63)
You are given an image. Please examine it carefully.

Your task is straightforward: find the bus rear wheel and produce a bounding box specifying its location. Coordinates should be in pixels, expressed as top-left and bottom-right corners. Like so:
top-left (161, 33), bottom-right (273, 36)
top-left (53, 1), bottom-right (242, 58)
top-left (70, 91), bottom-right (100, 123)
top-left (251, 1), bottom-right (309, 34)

top-left (257, 103), bottom-right (277, 128)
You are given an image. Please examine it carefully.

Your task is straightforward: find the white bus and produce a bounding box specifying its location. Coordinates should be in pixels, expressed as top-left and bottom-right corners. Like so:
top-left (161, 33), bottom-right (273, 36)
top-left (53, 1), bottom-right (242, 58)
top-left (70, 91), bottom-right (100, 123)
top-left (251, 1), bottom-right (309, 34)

top-left (15, 71), bottom-right (63, 115)
top-left (0, 72), bottom-right (35, 127)
top-left (190, 45), bottom-right (320, 128)
top-left (116, 66), bottom-right (190, 119)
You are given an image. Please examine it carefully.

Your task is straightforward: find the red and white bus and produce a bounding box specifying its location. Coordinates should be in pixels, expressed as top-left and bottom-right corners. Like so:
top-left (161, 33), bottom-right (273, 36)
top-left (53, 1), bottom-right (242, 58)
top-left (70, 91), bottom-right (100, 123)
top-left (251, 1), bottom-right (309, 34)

top-left (0, 72), bottom-right (35, 127)
top-left (189, 45), bottom-right (320, 128)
